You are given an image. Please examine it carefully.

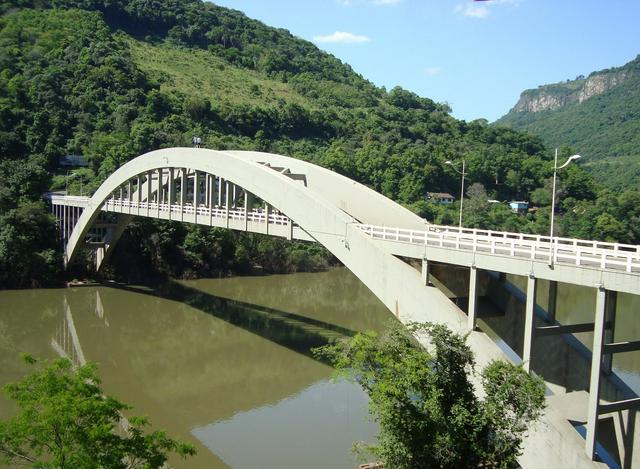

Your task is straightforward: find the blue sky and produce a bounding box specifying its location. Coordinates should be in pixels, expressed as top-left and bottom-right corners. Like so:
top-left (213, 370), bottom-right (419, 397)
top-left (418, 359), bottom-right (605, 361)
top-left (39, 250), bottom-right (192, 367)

top-left (213, 0), bottom-right (640, 122)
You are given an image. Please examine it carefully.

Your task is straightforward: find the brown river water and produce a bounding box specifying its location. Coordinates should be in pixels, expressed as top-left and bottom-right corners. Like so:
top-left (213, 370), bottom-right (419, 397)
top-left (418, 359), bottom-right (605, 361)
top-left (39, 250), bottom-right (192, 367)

top-left (1, 267), bottom-right (638, 468)
top-left (0, 268), bottom-right (393, 469)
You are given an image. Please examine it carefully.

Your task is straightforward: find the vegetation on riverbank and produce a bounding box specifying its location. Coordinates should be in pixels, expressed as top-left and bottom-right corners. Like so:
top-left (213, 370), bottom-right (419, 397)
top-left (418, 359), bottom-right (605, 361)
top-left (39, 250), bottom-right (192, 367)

top-left (0, 355), bottom-right (195, 468)
top-left (0, 1), bottom-right (638, 289)
top-left (315, 322), bottom-right (546, 468)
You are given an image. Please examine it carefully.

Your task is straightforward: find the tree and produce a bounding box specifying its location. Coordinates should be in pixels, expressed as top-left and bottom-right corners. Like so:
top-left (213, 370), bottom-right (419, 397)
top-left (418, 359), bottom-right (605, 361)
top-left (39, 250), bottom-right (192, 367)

top-left (0, 356), bottom-right (195, 469)
top-left (315, 322), bottom-right (546, 469)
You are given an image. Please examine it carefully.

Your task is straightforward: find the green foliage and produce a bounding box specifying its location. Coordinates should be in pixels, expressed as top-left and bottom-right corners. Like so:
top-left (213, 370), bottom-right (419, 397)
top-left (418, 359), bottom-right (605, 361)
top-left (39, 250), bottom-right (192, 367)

top-left (315, 322), bottom-right (546, 469)
top-left (0, 1), bottom-right (638, 287)
top-left (0, 200), bottom-right (61, 288)
top-left (0, 355), bottom-right (195, 468)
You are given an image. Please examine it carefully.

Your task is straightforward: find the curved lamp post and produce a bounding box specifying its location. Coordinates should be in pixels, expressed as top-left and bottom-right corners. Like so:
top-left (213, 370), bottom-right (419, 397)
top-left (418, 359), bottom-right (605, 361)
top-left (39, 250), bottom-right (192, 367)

top-left (445, 159), bottom-right (466, 229)
top-left (550, 148), bottom-right (581, 237)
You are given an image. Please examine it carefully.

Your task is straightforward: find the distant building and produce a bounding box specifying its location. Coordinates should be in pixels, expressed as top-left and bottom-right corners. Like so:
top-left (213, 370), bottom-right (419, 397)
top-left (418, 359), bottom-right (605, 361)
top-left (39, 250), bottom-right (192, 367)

top-left (509, 200), bottom-right (529, 214)
top-left (427, 192), bottom-right (455, 204)
top-left (59, 154), bottom-right (88, 167)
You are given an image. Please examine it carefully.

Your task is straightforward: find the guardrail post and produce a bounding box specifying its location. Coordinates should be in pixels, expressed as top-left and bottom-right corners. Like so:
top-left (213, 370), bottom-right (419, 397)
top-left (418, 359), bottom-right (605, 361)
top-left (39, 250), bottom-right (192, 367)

top-left (523, 274), bottom-right (537, 373)
top-left (468, 265), bottom-right (478, 331)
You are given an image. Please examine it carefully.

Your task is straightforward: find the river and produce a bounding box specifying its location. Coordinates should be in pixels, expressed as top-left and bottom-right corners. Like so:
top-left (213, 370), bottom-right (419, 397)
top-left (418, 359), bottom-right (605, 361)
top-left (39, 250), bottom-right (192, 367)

top-left (0, 268), bottom-right (393, 469)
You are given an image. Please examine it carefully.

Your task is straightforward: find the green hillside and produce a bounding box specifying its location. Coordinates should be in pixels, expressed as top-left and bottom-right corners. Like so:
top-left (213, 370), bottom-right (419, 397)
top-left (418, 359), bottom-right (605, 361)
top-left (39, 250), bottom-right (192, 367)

top-left (1, 0), bottom-right (639, 288)
top-left (496, 55), bottom-right (640, 190)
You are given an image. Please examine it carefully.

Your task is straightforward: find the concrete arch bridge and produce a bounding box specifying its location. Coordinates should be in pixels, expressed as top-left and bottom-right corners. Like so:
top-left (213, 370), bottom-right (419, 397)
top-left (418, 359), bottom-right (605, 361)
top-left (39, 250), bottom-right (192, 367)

top-left (48, 148), bottom-right (640, 469)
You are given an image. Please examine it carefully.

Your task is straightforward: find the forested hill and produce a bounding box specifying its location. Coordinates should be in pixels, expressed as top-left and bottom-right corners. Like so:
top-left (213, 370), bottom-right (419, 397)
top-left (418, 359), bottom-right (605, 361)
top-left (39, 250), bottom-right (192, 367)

top-left (496, 55), bottom-right (640, 190)
top-left (1, 0), bottom-right (639, 288)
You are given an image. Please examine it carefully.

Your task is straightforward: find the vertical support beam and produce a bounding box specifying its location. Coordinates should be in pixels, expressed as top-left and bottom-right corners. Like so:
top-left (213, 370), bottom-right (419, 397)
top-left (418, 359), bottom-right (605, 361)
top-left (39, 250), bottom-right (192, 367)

top-left (265, 202), bottom-right (270, 235)
top-left (547, 280), bottom-right (558, 322)
top-left (232, 184), bottom-right (237, 208)
top-left (127, 180), bottom-right (133, 214)
top-left (224, 181), bottom-right (230, 228)
top-left (180, 168), bottom-right (186, 222)
top-left (204, 173), bottom-right (210, 209)
top-left (63, 205), bottom-right (67, 242)
top-left (602, 290), bottom-right (618, 375)
top-left (217, 177), bottom-right (223, 207)
top-left (209, 175), bottom-right (214, 226)
top-left (146, 171), bottom-right (152, 217)
top-left (194, 171), bottom-right (200, 224)
top-left (156, 168), bottom-right (162, 218)
top-left (167, 169), bottom-right (175, 220)
top-left (523, 275), bottom-right (538, 372)
top-left (468, 265), bottom-right (478, 331)
top-left (586, 286), bottom-right (607, 459)
top-left (244, 190), bottom-right (249, 231)
top-left (136, 175), bottom-right (141, 216)
top-left (421, 258), bottom-right (430, 286)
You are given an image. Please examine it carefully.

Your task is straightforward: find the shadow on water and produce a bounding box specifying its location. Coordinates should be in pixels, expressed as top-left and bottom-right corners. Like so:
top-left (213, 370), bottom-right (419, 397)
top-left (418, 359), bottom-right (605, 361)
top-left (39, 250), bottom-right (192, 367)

top-left (105, 280), bottom-right (357, 363)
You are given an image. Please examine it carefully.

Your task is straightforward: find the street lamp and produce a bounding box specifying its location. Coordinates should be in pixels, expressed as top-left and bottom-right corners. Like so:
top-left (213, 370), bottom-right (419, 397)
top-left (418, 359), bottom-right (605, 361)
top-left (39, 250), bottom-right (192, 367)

top-left (549, 148), bottom-right (581, 237)
top-left (445, 159), bottom-right (466, 229)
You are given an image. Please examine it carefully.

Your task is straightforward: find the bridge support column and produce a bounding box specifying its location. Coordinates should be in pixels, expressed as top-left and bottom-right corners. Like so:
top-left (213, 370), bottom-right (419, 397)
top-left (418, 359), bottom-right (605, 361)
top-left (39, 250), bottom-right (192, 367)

top-left (468, 265), bottom-right (478, 331)
top-left (421, 258), bottom-right (430, 286)
top-left (547, 280), bottom-right (558, 322)
top-left (602, 290), bottom-right (617, 375)
top-left (180, 168), bottom-right (186, 222)
top-left (586, 285), bottom-right (607, 459)
top-left (523, 275), bottom-right (538, 372)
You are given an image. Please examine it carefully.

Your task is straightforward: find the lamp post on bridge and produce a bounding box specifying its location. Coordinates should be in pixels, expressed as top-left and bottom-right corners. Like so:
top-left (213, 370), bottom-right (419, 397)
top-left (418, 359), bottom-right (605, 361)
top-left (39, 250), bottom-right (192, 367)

top-left (445, 159), bottom-right (466, 229)
top-left (549, 148), bottom-right (581, 238)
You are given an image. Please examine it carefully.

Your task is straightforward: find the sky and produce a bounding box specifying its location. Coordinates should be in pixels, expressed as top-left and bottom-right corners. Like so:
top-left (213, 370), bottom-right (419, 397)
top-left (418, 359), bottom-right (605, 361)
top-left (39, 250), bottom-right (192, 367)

top-left (212, 0), bottom-right (640, 122)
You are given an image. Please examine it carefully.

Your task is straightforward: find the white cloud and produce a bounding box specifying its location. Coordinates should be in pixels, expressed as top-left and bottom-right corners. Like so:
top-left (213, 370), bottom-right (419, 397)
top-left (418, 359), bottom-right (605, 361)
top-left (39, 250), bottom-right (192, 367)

top-left (455, 3), bottom-right (489, 19)
top-left (424, 66), bottom-right (442, 76)
top-left (337, 0), bottom-right (402, 6)
top-left (455, 0), bottom-right (523, 19)
top-left (313, 31), bottom-right (371, 44)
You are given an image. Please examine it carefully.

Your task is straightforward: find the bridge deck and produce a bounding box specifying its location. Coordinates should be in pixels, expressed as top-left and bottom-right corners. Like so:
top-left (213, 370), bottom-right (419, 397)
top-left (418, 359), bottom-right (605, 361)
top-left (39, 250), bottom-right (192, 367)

top-left (356, 223), bottom-right (640, 295)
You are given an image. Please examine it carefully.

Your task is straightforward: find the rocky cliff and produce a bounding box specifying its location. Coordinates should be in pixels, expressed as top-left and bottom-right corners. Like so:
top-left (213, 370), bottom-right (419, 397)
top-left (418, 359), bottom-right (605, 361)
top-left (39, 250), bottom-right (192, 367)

top-left (512, 68), bottom-right (631, 114)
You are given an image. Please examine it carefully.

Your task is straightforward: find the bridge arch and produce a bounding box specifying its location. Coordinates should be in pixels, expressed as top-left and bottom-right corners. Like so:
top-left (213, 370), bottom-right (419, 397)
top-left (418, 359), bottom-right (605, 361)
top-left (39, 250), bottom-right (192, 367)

top-left (65, 148), bottom-right (453, 329)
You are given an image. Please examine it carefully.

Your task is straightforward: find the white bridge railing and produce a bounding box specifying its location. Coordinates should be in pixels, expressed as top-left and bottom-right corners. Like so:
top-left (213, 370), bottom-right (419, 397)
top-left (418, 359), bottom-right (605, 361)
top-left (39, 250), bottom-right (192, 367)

top-left (355, 223), bottom-right (640, 273)
top-left (104, 199), bottom-right (291, 225)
